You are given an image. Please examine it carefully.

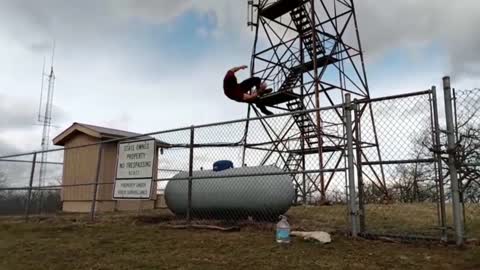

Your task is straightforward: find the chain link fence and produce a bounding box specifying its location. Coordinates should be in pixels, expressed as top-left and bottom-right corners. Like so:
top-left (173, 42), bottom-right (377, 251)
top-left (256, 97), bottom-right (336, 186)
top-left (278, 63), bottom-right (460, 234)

top-left (453, 88), bottom-right (480, 240)
top-left (151, 105), bottom-right (350, 232)
top-left (356, 90), bottom-right (450, 240)
top-left (0, 82), bottom-right (477, 245)
top-left (0, 153), bottom-right (63, 218)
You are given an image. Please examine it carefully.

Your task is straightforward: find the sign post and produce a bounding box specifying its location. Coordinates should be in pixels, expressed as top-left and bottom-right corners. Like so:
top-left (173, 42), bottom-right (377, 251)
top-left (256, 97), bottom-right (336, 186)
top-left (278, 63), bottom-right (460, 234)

top-left (113, 139), bottom-right (156, 200)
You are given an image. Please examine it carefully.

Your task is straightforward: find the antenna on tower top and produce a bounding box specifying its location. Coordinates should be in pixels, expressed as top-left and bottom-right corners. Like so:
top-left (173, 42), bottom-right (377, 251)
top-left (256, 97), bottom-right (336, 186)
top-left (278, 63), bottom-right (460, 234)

top-left (51, 40), bottom-right (56, 67)
top-left (37, 57), bottom-right (46, 122)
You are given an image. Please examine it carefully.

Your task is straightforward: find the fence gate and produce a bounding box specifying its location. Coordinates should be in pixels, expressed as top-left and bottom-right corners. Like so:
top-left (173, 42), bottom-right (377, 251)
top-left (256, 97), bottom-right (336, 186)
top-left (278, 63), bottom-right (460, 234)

top-left (355, 90), bottom-right (449, 240)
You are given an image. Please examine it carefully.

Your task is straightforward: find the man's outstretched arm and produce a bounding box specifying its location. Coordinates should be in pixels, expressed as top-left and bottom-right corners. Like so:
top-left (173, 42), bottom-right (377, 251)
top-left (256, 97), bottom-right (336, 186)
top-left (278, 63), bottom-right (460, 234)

top-left (229, 65), bottom-right (248, 73)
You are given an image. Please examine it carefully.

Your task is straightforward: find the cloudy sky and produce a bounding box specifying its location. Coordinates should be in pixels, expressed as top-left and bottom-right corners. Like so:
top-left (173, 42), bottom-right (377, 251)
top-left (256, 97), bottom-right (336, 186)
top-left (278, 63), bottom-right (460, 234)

top-left (1, 0), bottom-right (480, 155)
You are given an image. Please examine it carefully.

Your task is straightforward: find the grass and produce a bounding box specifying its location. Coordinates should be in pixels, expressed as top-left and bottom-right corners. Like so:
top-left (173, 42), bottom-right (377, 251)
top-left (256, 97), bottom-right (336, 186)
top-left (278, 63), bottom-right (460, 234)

top-left (0, 219), bottom-right (479, 270)
top-left (288, 203), bottom-right (480, 239)
top-left (0, 204), bottom-right (480, 270)
top-left (2, 203), bottom-right (478, 238)
top-left (464, 203), bottom-right (480, 238)
top-left (1, 203), bottom-right (478, 238)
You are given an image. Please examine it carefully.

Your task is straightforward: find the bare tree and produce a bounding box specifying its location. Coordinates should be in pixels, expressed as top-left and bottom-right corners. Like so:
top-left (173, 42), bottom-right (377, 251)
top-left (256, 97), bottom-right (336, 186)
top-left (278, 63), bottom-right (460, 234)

top-left (0, 172), bottom-right (6, 202)
top-left (454, 125), bottom-right (480, 203)
top-left (390, 163), bottom-right (436, 203)
top-left (0, 171), bottom-right (6, 187)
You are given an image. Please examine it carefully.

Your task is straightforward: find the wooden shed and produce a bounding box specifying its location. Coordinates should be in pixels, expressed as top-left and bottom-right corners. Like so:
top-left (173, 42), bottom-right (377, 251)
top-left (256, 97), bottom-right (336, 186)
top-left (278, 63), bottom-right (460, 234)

top-left (53, 123), bottom-right (168, 213)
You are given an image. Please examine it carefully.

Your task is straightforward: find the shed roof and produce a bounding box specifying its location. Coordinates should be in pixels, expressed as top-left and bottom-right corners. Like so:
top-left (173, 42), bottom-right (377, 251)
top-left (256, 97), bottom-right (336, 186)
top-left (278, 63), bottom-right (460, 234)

top-left (53, 122), bottom-right (169, 147)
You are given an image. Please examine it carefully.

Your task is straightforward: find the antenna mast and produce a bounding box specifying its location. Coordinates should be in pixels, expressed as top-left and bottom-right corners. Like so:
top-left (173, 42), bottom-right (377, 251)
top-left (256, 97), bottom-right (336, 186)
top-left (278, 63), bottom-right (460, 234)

top-left (37, 42), bottom-right (56, 211)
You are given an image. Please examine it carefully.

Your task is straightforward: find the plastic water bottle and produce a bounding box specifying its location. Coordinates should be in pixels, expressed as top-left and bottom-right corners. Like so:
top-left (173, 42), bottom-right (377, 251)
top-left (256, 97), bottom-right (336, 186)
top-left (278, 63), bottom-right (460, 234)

top-left (276, 215), bottom-right (291, 244)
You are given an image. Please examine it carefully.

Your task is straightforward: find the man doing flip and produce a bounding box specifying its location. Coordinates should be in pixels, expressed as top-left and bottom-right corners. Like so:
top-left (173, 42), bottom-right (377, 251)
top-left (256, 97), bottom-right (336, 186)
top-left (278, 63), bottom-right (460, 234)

top-left (223, 65), bottom-right (273, 115)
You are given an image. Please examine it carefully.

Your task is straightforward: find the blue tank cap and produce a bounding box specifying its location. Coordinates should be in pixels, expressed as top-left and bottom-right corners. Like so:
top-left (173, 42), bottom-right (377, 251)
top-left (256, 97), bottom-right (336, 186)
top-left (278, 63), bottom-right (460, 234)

top-left (213, 160), bottom-right (234, 172)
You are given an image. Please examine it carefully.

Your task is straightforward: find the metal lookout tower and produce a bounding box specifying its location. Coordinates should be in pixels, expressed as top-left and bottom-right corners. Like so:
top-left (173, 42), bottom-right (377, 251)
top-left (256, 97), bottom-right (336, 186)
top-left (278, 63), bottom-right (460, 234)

top-left (243, 0), bottom-right (385, 203)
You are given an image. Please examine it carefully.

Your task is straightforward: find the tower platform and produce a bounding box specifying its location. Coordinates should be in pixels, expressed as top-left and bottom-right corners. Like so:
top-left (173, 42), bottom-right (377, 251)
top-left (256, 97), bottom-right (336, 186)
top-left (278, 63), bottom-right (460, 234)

top-left (261, 0), bottom-right (308, 20)
top-left (288, 146), bottom-right (342, 155)
top-left (256, 91), bottom-right (301, 107)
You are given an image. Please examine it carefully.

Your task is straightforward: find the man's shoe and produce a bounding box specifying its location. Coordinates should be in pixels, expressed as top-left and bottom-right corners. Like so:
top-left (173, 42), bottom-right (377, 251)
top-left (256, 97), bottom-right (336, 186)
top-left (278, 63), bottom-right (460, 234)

top-left (256, 104), bottom-right (274, 116)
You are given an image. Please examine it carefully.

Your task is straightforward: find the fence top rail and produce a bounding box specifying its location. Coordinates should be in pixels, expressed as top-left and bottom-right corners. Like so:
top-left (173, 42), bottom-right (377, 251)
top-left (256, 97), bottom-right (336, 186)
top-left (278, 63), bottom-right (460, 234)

top-left (0, 159), bottom-right (63, 165)
top-left (0, 104), bottom-right (344, 159)
top-left (355, 89), bottom-right (432, 104)
top-left (454, 88), bottom-right (480, 94)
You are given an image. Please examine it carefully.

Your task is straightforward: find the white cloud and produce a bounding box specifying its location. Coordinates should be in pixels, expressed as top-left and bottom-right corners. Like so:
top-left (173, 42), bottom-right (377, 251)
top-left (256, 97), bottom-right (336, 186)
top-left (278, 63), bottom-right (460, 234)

top-left (109, 0), bottom-right (192, 24)
top-left (2, 0), bottom-right (480, 77)
top-left (0, 138), bottom-right (19, 156)
top-left (355, 0), bottom-right (480, 77)
top-left (0, 94), bottom-right (38, 130)
top-left (0, 0), bottom-right (480, 158)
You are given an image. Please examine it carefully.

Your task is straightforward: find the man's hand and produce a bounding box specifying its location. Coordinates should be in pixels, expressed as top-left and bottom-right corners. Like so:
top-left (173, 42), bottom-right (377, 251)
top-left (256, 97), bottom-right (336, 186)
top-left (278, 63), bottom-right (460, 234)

top-left (230, 65), bottom-right (248, 73)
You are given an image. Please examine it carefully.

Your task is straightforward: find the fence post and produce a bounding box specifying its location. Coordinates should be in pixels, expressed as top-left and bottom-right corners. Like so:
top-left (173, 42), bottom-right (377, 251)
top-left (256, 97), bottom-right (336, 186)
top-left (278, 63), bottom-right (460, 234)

top-left (431, 86), bottom-right (448, 241)
top-left (345, 94), bottom-right (359, 237)
top-left (353, 100), bottom-right (365, 233)
top-left (443, 76), bottom-right (464, 245)
top-left (186, 126), bottom-right (195, 224)
top-left (90, 144), bottom-right (103, 222)
top-left (24, 153), bottom-right (37, 222)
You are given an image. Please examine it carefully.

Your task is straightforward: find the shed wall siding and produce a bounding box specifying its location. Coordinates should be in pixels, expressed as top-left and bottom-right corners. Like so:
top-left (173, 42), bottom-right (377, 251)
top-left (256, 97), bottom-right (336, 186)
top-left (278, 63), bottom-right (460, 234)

top-left (62, 134), bottom-right (99, 201)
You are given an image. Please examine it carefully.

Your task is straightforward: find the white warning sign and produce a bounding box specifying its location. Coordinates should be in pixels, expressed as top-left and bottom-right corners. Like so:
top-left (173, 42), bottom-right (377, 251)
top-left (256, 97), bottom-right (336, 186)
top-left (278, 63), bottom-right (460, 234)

top-left (113, 179), bottom-right (153, 199)
top-left (114, 139), bottom-right (156, 199)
